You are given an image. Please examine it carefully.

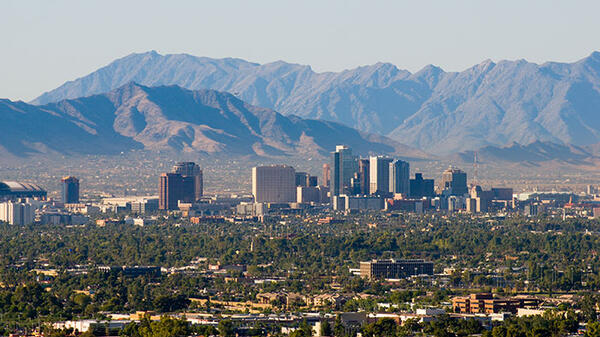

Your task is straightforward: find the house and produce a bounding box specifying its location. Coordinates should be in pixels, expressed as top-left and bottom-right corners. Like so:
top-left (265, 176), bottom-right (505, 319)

top-left (256, 292), bottom-right (283, 305)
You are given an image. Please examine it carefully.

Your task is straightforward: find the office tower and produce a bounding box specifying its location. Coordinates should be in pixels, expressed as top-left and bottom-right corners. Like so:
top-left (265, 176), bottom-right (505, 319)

top-left (587, 185), bottom-right (596, 195)
top-left (159, 162), bottom-right (203, 211)
top-left (159, 173), bottom-right (184, 210)
top-left (322, 164), bottom-right (331, 188)
top-left (308, 176), bottom-right (318, 187)
top-left (389, 159), bottom-right (410, 195)
top-left (441, 167), bottom-right (468, 196)
top-left (409, 173), bottom-right (435, 198)
top-left (295, 172), bottom-right (310, 187)
top-left (61, 176), bottom-right (80, 204)
top-left (252, 165), bottom-right (296, 203)
top-left (331, 145), bottom-right (358, 197)
top-left (358, 159), bottom-right (370, 195)
top-left (297, 186), bottom-right (321, 203)
top-left (467, 186), bottom-right (514, 213)
top-left (369, 156), bottom-right (393, 195)
top-left (130, 198), bottom-right (159, 214)
top-left (172, 162), bottom-right (203, 201)
top-left (0, 200), bottom-right (34, 225)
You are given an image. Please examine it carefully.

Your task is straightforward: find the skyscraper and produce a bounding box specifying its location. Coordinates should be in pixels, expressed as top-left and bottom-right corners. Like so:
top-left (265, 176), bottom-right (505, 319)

top-left (159, 173), bottom-right (183, 210)
top-left (389, 159), bottom-right (410, 195)
top-left (61, 176), bottom-right (79, 204)
top-left (441, 167), bottom-right (468, 196)
top-left (172, 162), bottom-right (203, 201)
top-left (322, 164), bottom-right (331, 188)
top-left (159, 162), bottom-right (203, 211)
top-left (331, 145), bottom-right (358, 197)
top-left (0, 200), bottom-right (34, 225)
top-left (252, 165), bottom-right (296, 203)
top-left (295, 172), bottom-right (310, 187)
top-left (409, 173), bottom-right (435, 198)
top-left (358, 159), bottom-right (370, 195)
top-left (369, 156), bottom-right (393, 195)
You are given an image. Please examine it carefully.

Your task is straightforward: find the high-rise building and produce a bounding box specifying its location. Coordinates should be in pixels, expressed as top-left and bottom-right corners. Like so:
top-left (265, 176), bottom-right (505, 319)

top-left (159, 162), bottom-right (204, 210)
top-left (159, 173), bottom-right (184, 210)
top-left (0, 200), bottom-right (34, 225)
top-left (409, 173), bottom-right (435, 198)
top-left (389, 160), bottom-right (410, 195)
top-left (297, 186), bottom-right (321, 203)
top-left (61, 176), bottom-right (80, 204)
top-left (358, 159), bottom-right (370, 195)
top-left (587, 185), bottom-right (596, 195)
top-left (322, 164), bottom-right (331, 188)
top-left (441, 167), bottom-right (467, 196)
top-left (252, 165), bottom-right (296, 203)
top-left (172, 162), bottom-right (203, 201)
top-left (295, 172), bottom-right (310, 187)
top-left (308, 176), bottom-right (318, 187)
top-left (331, 145), bottom-right (358, 197)
top-left (369, 156), bottom-right (393, 195)
top-left (467, 186), bottom-right (514, 213)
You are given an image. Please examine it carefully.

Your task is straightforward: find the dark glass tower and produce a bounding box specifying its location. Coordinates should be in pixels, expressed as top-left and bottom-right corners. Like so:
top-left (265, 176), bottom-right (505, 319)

top-left (390, 159), bottom-right (410, 195)
top-left (159, 162), bottom-right (204, 210)
top-left (61, 176), bottom-right (79, 204)
top-left (441, 167), bottom-right (468, 196)
top-left (172, 162), bottom-right (203, 202)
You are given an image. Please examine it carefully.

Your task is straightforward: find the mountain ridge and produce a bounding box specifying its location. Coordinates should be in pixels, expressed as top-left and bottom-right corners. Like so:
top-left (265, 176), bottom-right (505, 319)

top-left (31, 51), bottom-right (600, 155)
top-left (4, 83), bottom-right (427, 159)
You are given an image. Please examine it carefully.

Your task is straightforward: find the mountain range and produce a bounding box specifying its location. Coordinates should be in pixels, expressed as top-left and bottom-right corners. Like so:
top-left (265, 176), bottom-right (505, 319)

top-left (1, 83), bottom-right (424, 159)
top-left (32, 51), bottom-right (600, 155)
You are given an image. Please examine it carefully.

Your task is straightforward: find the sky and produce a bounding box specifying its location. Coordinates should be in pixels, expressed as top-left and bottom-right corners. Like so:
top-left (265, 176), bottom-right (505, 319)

top-left (1, 0), bottom-right (600, 101)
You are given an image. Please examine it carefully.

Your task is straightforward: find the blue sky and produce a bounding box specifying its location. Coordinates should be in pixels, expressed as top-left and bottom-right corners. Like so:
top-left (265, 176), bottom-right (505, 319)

top-left (1, 0), bottom-right (600, 101)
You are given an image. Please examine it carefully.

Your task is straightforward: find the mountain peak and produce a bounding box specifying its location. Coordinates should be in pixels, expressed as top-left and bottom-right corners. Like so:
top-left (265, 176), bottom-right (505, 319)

top-left (477, 58), bottom-right (496, 70)
top-left (579, 50), bottom-right (600, 67)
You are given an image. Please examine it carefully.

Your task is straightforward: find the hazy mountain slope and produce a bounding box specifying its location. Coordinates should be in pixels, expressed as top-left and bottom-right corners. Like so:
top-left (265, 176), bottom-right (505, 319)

top-left (32, 51), bottom-right (600, 154)
top-left (452, 141), bottom-right (596, 164)
top-left (0, 98), bottom-right (142, 156)
top-left (5, 83), bottom-right (423, 158)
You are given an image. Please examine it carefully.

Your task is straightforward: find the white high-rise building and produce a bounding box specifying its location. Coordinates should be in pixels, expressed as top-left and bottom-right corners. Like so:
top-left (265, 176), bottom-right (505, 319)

top-left (0, 201), bottom-right (35, 225)
top-left (369, 156), bottom-right (393, 195)
top-left (252, 165), bottom-right (296, 203)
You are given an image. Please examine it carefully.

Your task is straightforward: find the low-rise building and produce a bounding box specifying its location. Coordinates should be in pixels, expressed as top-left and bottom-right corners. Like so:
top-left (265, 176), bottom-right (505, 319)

top-left (452, 293), bottom-right (542, 314)
top-left (256, 292), bottom-right (283, 305)
top-left (359, 259), bottom-right (434, 280)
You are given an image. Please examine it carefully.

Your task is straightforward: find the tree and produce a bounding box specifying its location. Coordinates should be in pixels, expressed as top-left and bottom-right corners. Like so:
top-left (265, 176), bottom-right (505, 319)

top-left (333, 315), bottom-right (345, 337)
top-left (73, 293), bottom-right (92, 307)
top-left (290, 319), bottom-right (313, 337)
top-left (587, 322), bottom-right (600, 337)
top-left (320, 320), bottom-right (332, 337)
top-left (218, 320), bottom-right (235, 337)
top-left (363, 318), bottom-right (397, 337)
top-left (123, 316), bottom-right (190, 337)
